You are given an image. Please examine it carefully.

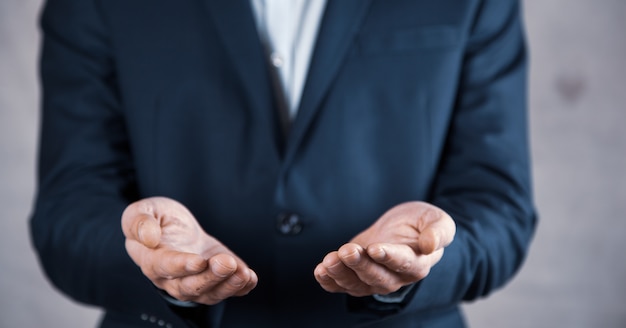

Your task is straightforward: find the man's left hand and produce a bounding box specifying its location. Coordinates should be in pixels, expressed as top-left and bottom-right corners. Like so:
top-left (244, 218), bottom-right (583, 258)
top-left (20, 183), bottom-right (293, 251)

top-left (314, 201), bottom-right (456, 297)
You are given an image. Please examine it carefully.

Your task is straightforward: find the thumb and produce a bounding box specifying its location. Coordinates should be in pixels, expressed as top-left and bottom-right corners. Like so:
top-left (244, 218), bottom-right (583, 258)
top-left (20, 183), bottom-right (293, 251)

top-left (136, 214), bottom-right (162, 248)
top-left (417, 228), bottom-right (440, 255)
top-left (122, 211), bottom-right (162, 249)
top-left (415, 207), bottom-right (456, 255)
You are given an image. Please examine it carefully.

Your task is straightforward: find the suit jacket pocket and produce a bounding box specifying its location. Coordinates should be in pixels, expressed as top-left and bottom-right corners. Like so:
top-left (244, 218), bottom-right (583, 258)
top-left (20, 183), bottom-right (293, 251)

top-left (356, 25), bottom-right (460, 56)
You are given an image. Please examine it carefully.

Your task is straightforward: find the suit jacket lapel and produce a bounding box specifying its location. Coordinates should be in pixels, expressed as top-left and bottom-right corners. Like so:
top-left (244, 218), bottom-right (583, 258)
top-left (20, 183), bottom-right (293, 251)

top-left (201, 0), bottom-right (279, 137)
top-left (202, 0), bottom-right (373, 164)
top-left (284, 0), bottom-right (373, 166)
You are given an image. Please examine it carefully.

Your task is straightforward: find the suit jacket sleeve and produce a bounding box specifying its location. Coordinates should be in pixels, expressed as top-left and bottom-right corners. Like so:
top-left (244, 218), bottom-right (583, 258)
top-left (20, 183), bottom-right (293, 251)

top-left (29, 0), bottom-right (185, 323)
top-left (406, 0), bottom-right (537, 311)
top-left (346, 2), bottom-right (536, 321)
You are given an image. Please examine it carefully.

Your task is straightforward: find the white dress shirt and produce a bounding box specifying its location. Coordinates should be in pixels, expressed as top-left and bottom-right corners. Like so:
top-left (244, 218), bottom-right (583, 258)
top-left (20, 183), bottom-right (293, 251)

top-left (250, 0), bottom-right (327, 119)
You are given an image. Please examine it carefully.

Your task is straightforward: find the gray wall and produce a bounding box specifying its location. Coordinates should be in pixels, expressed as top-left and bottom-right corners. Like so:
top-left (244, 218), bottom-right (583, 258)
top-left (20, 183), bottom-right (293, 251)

top-left (1, 1), bottom-right (624, 327)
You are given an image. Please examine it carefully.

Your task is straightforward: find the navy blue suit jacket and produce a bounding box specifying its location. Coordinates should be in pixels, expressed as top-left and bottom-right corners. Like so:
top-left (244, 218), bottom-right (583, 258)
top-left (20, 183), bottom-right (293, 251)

top-left (31, 0), bottom-right (536, 327)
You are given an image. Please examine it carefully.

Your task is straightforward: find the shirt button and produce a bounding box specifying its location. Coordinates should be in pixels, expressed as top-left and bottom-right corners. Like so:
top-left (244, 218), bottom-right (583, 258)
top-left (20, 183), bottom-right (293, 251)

top-left (277, 213), bottom-right (303, 235)
top-left (270, 52), bottom-right (284, 68)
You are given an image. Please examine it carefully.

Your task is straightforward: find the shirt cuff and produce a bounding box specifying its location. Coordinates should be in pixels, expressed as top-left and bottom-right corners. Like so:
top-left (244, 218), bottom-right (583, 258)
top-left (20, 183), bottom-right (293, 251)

top-left (372, 284), bottom-right (416, 303)
top-left (158, 289), bottom-right (199, 308)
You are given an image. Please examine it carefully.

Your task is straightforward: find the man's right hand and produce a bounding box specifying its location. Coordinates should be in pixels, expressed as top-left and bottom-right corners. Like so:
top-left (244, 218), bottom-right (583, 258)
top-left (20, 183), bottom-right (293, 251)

top-left (121, 197), bottom-right (257, 305)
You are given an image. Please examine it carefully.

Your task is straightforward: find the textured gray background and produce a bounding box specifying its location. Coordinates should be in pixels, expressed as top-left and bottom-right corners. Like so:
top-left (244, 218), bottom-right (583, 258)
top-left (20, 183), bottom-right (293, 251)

top-left (1, 1), bottom-right (625, 327)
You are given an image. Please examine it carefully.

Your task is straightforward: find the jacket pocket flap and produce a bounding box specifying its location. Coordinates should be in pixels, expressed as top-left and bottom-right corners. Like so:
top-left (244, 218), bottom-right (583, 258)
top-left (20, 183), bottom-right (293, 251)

top-left (357, 26), bottom-right (460, 55)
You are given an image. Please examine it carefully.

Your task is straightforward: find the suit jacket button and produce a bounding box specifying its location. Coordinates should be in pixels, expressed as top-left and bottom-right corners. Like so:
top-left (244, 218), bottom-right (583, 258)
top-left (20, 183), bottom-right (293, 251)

top-left (277, 213), bottom-right (303, 235)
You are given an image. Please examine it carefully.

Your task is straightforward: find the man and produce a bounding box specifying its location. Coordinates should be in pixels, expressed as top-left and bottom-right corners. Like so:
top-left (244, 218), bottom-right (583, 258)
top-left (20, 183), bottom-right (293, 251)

top-left (30, 0), bottom-right (536, 327)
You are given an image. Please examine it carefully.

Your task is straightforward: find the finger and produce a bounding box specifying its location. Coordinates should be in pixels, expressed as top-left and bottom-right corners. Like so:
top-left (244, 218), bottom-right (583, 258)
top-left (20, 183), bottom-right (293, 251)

top-left (205, 267), bottom-right (254, 302)
top-left (234, 268), bottom-right (258, 296)
top-left (126, 239), bottom-right (208, 286)
top-left (336, 243), bottom-right (365, 267)
top-left (122, 212), bottom-right (161, 248)
top-left (338, 243), bottom-right (401, 293)
top-left (322, 252), bottom-right (371, 295)
top-left (314, 264), bottom-right (347, 294)
top-left (337, 243), bottom-right (385, 282)
top-left (148, 249), bottom-right (208, 280)
top-left (161, 253), bottom-right (239, 303)
top-left (367, 243), bottom-right (430, 281)
top-left (178, 267), bottom-right (254, 304)
top-left (214, 266), bottom-right (251, 295)
top-left (209, 253), bottom-right (238, 278)
top-left (194, 255), bottom-right (256, 303)
top-left (415, 207), bottom-right (456, 254)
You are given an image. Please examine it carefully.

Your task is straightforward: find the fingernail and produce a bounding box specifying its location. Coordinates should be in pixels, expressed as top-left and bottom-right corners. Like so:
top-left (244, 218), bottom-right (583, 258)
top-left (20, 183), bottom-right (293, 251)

top-left (316, 269), bottom-right (329, 280)
top-left (137, 221), bottom-right (145, 242)
top-left (211, 259), bottom-right (233, 277)
top-left (229, 274), bottom-right (245, 287)
top-left (328, 260), bottom-right (343, 270)
top-left (339, 248), bottom-right (362, 266)
top-left (369, 246), bottom-right (386, 260)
